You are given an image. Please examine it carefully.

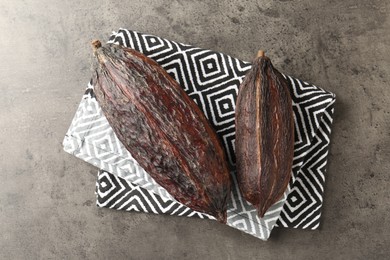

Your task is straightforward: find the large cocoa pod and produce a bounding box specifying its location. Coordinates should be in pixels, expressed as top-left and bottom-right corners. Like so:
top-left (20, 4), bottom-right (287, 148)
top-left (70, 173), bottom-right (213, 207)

top-left (235, 50), bottom-right (294, 218)
top-left (91, 40), bottom-right (231, 223)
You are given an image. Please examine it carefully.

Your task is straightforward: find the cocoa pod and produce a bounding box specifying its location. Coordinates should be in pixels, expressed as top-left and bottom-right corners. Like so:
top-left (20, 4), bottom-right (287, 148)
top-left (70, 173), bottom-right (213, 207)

top-left (91, 40), bottom-right (231, 223)
top-left (235, 50), bottom-right (294, 218)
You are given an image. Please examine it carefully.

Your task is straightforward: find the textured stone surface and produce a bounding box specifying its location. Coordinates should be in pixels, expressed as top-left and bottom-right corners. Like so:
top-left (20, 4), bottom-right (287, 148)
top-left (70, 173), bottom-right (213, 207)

top-left (0, 0), bottom-right (389, 259)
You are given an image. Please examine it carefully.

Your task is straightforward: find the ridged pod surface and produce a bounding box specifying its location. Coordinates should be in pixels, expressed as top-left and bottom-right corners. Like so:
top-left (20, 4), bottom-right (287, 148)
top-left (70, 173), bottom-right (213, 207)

top-left (235, 51), bottom-right (294, 218)
top-left (91, 40), bottom-right (231, 223)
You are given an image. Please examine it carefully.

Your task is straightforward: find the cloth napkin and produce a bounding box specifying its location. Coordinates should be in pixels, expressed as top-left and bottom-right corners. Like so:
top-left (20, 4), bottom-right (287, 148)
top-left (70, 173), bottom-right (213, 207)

top-left (63, 28), bottom-right (336, 240)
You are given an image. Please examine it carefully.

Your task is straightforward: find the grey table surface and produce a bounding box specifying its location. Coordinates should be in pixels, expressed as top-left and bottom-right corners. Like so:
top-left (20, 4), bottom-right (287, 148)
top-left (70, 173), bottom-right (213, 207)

top-left (1, 0), bottom-right (389, 259)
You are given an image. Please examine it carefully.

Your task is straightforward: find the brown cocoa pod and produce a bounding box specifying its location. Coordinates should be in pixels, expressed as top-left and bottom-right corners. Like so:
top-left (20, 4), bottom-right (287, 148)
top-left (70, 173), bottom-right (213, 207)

top-left (235, 50), bottom-right (294, 218)
top-left (91, 40), bottom-right (231, 223)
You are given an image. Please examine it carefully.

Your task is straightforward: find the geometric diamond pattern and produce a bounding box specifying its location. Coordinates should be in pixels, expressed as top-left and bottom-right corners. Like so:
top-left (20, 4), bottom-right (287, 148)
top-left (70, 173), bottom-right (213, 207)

top-left (64, 28), bottom-right (336, 240)
top-left (205, 83), bottom-right (238, 127)
top-left (96, 170), bottom-right (214, 219)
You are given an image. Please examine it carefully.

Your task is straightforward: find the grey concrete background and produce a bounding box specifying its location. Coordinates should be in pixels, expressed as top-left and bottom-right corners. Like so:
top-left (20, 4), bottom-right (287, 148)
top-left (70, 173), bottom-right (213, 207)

top-left (0, 0), bottom-right (389, 259)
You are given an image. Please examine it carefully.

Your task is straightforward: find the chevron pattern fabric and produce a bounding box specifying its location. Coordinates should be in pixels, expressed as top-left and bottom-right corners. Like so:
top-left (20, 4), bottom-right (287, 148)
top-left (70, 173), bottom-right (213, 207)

top-left (63, 29), bottom-right (335, 240)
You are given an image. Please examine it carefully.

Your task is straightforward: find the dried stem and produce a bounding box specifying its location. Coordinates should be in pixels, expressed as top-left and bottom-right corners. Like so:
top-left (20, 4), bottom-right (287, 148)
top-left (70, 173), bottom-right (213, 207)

top-left (256, 50), bottom-right (265, 58)
top-left (91, 40), bottom-right (102, 52)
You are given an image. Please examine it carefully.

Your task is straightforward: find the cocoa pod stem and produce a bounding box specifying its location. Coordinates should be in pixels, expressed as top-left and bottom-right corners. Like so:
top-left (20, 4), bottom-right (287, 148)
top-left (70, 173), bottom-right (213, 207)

top-left (256, 50), bottom-right (265, 58)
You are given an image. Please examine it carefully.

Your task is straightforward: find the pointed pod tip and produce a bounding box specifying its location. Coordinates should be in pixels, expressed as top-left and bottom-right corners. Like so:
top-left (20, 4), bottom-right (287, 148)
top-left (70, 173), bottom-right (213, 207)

top-left (258, 211), bottom-right (266, 218)
top-left (256, 204), bottom-right (268, 218)
top-left (91, 40), bottom-right (102, 52)
top-left (215, 211), bottom-right (227, 224)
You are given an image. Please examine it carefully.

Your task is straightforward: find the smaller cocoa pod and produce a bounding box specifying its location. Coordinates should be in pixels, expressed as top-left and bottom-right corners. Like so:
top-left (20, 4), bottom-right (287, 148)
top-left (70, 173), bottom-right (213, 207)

top-left (235, 50), bottom-right (294, 218)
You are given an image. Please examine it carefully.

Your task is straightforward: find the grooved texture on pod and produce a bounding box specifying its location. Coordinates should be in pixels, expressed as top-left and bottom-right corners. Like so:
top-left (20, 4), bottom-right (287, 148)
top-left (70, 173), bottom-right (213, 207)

top-left (91, 41), bottom-right (231, 223)
top-left (235, 53), bottom-right (294, 218)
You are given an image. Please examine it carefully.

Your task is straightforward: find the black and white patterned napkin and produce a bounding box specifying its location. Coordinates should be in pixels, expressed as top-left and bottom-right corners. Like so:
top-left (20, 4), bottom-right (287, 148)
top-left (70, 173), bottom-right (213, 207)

top-left (63, 29), bottom-right (335, 240)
